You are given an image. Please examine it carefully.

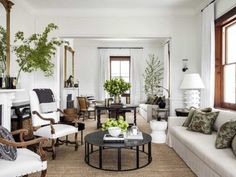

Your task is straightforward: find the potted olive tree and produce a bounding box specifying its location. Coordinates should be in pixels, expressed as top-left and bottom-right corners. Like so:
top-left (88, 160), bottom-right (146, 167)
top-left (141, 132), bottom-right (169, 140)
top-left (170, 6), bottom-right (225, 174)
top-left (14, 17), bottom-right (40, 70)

top-left (13, 23), bottom-right (66, 86)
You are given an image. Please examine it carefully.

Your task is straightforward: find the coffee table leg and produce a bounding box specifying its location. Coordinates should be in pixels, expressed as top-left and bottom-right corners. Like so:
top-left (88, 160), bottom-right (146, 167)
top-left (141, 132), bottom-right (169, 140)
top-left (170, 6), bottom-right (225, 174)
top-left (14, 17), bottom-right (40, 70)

top-left (118, 148), bottom-right (121, 171)
top-left (136, 146), bottom-right (139, 168)
top-left (134, 108), bottom-right (137, 125)
top-left (99, 146), bottom-right (102, 169)
top-left (148, 142), bottom-right (152, 162)
top-left (87, 143), bottom-right (90, 163)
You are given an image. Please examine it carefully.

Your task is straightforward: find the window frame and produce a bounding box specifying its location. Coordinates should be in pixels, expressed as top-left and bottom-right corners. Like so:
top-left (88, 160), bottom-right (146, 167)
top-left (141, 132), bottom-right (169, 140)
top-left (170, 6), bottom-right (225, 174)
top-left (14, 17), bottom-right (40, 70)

top-left (110, 56), bottom-right (131, 82)
top-left (215, 6), bottom-right (236, 110)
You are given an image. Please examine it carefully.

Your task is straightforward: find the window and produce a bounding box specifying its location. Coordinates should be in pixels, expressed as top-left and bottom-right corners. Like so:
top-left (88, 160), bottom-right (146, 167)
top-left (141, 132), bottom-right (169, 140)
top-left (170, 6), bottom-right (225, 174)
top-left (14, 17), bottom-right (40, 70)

top-left (110, 56), bottom-right (130, 82)
top-left (215, 7), bottom-right (236, 110)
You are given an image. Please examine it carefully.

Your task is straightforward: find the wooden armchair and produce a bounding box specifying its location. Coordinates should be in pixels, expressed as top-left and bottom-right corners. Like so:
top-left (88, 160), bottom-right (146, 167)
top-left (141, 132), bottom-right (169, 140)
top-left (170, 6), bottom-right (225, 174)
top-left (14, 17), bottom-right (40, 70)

top-left (29, 90), bottom-right (79, 160)
top-left (0, 129), bottom-right (48, 177)
top-left (77, 97), bottom-right (96, 121)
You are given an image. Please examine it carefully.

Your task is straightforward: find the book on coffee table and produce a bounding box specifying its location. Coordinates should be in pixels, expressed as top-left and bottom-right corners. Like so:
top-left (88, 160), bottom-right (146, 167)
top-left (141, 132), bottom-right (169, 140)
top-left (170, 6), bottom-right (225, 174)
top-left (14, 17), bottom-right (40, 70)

top-left (103, 134), bottom-right (125, 143)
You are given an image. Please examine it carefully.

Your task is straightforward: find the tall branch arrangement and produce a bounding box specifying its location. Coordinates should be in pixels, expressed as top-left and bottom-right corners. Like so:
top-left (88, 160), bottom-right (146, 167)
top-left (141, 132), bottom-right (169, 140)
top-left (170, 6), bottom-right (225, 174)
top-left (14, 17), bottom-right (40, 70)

top-left (13, 23), bottom-right (65, 84)
top-left (143, 54), bottom-right (163, 97)
top-left (0, 26), bottom-right (6, 74)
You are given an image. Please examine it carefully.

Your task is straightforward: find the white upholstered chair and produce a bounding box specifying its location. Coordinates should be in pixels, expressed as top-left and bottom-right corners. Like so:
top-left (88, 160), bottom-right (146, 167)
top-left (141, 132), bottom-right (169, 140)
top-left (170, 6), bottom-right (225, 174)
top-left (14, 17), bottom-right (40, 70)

top-left (29, 90), bottom-right (79, 159)
top-left (0, 129), bottom-right (47, 177)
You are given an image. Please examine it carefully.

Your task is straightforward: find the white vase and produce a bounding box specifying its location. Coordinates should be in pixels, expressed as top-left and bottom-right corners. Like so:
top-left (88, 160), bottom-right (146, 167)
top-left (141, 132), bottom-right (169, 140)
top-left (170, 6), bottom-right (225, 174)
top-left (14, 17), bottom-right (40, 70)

top-left (108, 127), bottom-right (121, 137)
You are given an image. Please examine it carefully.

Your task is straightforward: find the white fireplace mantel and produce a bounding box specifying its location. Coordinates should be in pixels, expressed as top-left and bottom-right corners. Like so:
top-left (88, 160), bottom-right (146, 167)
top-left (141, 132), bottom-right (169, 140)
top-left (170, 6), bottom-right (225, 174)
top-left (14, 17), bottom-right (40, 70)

top-left (0, 89), bottom-right (24, 130)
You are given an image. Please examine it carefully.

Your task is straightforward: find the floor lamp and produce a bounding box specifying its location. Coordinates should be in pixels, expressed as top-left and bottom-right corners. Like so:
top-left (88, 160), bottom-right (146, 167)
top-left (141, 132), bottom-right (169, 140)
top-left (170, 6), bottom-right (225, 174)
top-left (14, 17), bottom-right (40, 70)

top-left (180, 73), bottom-right (204, 108)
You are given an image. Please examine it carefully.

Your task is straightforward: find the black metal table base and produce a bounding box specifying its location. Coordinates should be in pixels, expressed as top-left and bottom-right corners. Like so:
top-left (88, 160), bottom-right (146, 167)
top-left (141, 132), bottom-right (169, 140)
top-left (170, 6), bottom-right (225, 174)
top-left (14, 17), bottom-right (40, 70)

top-left (84, 142), bottom-right (152, 171)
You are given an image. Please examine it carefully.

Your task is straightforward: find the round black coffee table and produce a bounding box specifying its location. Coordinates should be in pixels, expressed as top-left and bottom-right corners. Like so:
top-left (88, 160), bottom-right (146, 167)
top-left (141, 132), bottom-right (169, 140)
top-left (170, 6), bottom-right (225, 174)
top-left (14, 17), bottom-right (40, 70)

top-left (84, 131), bottom-right (152, 171)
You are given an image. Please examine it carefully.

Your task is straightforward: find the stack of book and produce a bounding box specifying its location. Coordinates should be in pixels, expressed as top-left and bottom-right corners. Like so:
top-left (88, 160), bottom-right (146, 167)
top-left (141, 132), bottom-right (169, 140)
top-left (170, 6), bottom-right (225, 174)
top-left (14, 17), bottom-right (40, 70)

top-left (103, 134), bottom-right (124, 143)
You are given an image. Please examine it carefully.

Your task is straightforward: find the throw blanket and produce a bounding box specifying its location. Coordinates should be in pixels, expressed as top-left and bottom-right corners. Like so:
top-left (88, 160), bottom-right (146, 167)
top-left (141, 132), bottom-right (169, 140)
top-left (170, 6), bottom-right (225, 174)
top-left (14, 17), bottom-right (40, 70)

top-left (33, 89), bottom-right (57, 113)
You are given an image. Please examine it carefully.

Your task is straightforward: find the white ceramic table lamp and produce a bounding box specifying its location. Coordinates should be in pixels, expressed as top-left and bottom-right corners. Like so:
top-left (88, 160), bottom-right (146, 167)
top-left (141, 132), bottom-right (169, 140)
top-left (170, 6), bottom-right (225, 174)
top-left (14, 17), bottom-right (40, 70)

top-left (180, 73), bottom-right (205, 108)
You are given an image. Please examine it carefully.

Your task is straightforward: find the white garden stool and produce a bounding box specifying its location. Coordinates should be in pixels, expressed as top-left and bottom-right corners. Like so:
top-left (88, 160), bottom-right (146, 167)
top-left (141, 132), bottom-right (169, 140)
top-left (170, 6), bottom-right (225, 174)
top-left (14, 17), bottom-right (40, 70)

top-left (150, 120), bottom-right (168, 144)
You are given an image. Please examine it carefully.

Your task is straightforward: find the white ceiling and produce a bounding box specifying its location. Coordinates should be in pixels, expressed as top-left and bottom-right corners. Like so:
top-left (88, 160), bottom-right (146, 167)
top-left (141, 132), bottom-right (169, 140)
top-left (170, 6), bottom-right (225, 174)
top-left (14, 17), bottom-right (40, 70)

top-left (24, 0), bottom-right (207, 10)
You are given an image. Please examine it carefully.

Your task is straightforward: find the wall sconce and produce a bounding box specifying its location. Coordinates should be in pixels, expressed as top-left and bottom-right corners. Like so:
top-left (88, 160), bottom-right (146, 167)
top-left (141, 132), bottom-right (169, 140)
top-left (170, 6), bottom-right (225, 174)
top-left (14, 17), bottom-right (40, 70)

top-left (182, 59), bottom-right (188, 72)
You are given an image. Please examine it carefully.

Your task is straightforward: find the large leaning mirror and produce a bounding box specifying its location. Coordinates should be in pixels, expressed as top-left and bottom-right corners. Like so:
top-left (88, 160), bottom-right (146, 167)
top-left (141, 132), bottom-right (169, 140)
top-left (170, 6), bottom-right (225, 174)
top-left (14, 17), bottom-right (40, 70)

top-left (0, 0), bottom-right (13, 76)
top-left (64, 45), bottom-right (75, 88)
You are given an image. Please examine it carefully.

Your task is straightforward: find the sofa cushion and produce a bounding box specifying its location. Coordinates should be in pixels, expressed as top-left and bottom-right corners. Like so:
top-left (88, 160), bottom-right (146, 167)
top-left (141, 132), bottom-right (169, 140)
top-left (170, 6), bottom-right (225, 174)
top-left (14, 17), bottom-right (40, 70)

top-left (213, 109), bottom-right (236, 131)
top-left (0, 148), bottom-right (47, 177)
top-left (34, 124), bottom-right (77, 139)
top-left (231, 135), bottom-right (236, 157)
top-left (187, 111), bottom-right (219, 134)
top-left (170, 126), bottom-right (236, 177)
top-left (182, 107), bottom-right (212, 127)
top-left (0, 126), bottom-right (17, 161)
top-left (215, 120), bottom-right (236, 149)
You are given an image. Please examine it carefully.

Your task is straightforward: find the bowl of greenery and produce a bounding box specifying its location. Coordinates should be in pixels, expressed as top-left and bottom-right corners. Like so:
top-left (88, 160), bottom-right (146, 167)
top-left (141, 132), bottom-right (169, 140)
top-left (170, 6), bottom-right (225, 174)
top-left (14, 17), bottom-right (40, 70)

top-left (102, 117), bottom-right (129, 136)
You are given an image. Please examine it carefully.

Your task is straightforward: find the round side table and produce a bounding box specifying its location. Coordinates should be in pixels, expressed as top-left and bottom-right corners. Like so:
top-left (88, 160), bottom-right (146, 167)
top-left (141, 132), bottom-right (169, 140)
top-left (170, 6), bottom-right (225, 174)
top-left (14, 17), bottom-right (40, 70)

top-left (150, 120), bottom-right (167, 144)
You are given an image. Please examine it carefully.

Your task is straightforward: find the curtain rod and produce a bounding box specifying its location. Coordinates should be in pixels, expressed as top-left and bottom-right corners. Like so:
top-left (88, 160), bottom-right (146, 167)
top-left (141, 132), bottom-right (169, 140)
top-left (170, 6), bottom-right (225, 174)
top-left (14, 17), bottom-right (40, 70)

top-left (201, 0), bottom-right (216, 12)
top-left (97, 47), bottom-right (143, 49)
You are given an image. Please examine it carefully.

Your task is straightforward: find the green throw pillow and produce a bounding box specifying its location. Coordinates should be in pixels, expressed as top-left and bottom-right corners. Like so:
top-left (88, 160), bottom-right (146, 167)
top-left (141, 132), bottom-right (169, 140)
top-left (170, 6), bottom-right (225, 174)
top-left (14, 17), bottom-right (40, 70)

top-left (231, 135), bottom-right (236, 156)
top-left (187, 111), bottom-right (219, 134)
top-left (182, 107), bottom-right (212, 127)
top-left (215, 120), bottom-right (236, 149)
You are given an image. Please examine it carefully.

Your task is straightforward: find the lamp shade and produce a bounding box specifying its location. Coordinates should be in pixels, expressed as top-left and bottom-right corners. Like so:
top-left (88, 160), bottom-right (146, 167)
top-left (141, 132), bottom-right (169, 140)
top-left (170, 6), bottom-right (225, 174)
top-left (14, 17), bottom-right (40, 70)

top-left (180, 73), bottom-right (205, 89)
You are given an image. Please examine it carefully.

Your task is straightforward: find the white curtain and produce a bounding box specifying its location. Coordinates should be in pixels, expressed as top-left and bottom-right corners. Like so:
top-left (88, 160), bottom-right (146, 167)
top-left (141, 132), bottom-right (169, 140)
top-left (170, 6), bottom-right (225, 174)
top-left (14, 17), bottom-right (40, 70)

top-left (200, 3), bottom-right (215, 108)
top-left (98, 49), bottom-right (110, 100)
top-left (130, 49), bottom-right (143, 105)
top-left (163, 41), bottom-right (170, 98)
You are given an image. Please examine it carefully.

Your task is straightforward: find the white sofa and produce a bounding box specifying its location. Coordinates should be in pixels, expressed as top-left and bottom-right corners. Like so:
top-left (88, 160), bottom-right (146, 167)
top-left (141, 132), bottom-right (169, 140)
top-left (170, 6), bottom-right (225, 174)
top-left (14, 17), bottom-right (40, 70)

top-left (167, 109), bottom-right (236, 177)
top-left (139, 104), bottom-right (159, 122)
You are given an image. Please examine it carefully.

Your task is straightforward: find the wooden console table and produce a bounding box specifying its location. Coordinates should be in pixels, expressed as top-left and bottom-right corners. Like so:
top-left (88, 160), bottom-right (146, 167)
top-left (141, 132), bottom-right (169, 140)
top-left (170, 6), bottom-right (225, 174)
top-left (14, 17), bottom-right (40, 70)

top-left (95, 105), bottom-right (138, 129)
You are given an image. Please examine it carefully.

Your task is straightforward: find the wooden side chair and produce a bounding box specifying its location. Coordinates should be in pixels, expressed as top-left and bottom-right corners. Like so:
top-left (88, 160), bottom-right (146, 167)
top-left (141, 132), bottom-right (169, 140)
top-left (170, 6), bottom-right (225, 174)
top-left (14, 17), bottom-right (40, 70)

top-left (29, 89), bottom-right (80, 159)
top-left (0, 128), bottom-right (48, 177)
top-left (77, 97), bottom-right (96, 121)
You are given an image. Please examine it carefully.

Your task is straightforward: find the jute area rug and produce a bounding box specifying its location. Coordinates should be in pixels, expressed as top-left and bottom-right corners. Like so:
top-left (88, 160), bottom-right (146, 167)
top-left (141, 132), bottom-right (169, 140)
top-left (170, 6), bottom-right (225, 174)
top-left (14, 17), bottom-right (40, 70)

top-left (30, 113), bottom-right (196, 177)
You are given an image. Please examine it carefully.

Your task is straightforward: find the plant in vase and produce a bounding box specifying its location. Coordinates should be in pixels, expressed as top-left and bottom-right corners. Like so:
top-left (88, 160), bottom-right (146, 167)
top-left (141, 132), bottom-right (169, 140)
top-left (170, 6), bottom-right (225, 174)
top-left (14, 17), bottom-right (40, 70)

top-left (103, 78), bottom-right (131, 104)
top-left (13, 23), bottom-right (67, 86)
top-left (102, 117), bottom-right (129, 137)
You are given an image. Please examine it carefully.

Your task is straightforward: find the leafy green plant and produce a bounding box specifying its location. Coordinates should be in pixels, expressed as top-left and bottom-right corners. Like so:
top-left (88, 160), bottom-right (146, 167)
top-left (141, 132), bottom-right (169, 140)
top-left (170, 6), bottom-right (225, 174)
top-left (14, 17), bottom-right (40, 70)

top-left (0, 26), bottom-right (6, 74)
top-left (101, 117), bottom-right (129, 132)
top-left (104, 78), bottom-right (131, 96)
top-left (143, 54), bottom-right (163, 97)
top-left (13, 23), bottom-right (65, 84)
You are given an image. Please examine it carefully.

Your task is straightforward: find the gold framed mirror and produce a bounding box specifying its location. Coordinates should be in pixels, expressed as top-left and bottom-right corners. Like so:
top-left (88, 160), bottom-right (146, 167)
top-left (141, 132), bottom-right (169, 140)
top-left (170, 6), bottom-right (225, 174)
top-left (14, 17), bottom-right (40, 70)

top-left (64, 45), bottom-right (75, 88)
top-left (0, 0), bottom-right (13, 76)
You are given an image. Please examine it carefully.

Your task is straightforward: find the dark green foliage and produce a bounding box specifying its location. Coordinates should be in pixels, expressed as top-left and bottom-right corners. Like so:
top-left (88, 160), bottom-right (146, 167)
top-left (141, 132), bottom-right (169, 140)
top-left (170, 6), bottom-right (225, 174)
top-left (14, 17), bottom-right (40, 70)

top-left (143, 54), bottom-right (163, 97)
top-left (0, 26), bottom-right (6, 74)
top-left (104, 78), bottom-right (131, 96)
top-left (13, 23), bottom-right (65, 83)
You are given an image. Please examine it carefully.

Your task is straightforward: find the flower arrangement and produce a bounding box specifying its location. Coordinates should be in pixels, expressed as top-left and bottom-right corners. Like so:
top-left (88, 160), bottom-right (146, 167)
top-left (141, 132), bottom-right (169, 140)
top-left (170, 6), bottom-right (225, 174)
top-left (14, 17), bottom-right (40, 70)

top-left (103, 78), bottom-right (131, 96)
top-left (101, 117), bottom-right (129, 132)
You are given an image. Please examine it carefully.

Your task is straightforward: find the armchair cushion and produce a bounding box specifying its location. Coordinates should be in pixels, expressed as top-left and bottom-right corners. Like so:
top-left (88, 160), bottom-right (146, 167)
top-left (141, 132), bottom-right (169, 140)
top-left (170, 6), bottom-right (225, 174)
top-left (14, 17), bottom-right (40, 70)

top-left (0, 126), bottom-right (17, 161)
top-left (0, 148), bottom-right (47, 177)
top-left (34, 124), bottom-right (78, 139)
